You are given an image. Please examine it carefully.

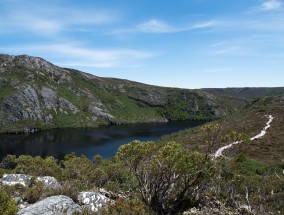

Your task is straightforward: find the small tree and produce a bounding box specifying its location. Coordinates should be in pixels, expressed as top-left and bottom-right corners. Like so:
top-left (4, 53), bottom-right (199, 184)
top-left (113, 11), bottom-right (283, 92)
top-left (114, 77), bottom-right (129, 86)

top-left (116, 141), bottom-right (214, 214)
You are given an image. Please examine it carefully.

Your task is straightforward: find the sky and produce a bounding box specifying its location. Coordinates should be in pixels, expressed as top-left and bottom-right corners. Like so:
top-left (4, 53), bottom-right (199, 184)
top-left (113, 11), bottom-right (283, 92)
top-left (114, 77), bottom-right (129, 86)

top-left (0, 0), bottom-right (283, 89)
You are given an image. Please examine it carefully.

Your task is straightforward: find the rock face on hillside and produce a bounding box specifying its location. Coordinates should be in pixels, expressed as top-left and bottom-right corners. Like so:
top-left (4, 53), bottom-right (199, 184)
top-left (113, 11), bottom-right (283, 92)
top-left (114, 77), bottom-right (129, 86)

top-left (0, 54), bottom-right (237, 133)
top-left (3, 85), bottom-right (45, 123)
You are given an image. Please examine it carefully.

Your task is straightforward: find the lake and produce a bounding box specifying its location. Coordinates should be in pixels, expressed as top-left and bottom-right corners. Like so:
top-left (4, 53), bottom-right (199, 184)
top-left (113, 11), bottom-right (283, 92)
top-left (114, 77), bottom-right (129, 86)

top-left (0, 120), bottom-right (204, 160)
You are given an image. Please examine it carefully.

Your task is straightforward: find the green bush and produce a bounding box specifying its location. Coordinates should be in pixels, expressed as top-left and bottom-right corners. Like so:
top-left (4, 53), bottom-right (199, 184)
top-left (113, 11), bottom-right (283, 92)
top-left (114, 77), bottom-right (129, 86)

top-left (0, 189), bottom-right (18, 215)
top-left (15, 155), bottom-right (62, 178)
top-left (116, 140), bottom-right (214, 214)
top-left (235, 153), bottom-right (247, 163)
top-left (99, 198), bottom-right (154, 215)
top-left (61, 153), bottom-right (95, 189)
top-left (93, 159), bottom-right (136, 193)
top-left (0, 155), bottom-right (17, 170)
top-left (59, 180), bottom-right (81, 202)
top-left (23, 180), bottom-right (44, 204)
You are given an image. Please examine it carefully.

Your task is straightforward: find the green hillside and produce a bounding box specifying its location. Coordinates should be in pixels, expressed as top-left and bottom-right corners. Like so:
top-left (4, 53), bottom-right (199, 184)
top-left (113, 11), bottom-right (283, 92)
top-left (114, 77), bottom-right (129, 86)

top-left (160, 95), bottom-right (284, 163)
top-left (0, 54), bottom-right (243, 133)
top-left (202, 87), bottom-right (284, 100)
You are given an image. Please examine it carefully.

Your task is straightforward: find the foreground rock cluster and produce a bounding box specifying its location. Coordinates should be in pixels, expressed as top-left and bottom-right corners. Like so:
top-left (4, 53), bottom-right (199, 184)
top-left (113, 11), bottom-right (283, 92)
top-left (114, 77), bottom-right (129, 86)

top-left (0, 173), bottom-right (257, 215)
top-left (0, 174), bottom-right (111, 214)
top-left (17, 195), bottom-right (81, 215)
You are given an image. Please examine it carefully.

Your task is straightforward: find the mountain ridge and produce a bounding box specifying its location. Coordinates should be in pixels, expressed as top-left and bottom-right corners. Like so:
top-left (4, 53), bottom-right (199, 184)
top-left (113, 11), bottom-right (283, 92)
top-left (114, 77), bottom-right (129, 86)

top-left (0, 53), bottom-right (283, 133)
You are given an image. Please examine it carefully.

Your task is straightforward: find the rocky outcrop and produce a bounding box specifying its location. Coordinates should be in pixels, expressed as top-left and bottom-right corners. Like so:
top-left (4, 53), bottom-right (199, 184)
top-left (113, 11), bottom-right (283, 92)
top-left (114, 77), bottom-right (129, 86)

top-left (36, 176), bottom-right (61, 189)
top-left (0, 174), bottom-right (32, 187)
top-left (89, 105), bottom-right (114, 121)
top-left (0, 174), bottom-right (62, 189)
top-left (2, 85), bottom-right (43, 123)
top-left (0, 54), bottom-right (72, 82)
top-left (17, 195), bottom-right (81, 215)
top-left (0, 174), bottom-right (111, 213)
top-left (78, 192), bottom-right (110, 212)
top-left (40, 87), bottom-right (57, 110)
top-left (0, 84), bottom-right (81, 126)
top-left (58, 98), bottom-right (79, 114)
top-left (128, 88), bottom-right (168, 107)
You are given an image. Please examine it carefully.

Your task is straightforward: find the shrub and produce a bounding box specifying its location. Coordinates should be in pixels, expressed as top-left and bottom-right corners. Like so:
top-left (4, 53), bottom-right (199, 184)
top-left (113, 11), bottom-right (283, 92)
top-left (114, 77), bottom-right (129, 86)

top-left (61, 153), bottom-right (95, 189)
top-left (23, 180), bottom-right (44, 204)
top-left (0, 189), bottom-right (18, 215)
top-left (92, 159), bottom-right (137, 193)
top-left (15, 155), bottom-right (62, 178)
top-left (99, 198), bottom-right (154, 215)
top-left (59, 180), bottom-right (81, 202)
top-left (235, 153), bottom-right (247, 163)
top-left (0, 155), bottom-right (17, 170)
top-left (116, 141), bottom-right (214, 214)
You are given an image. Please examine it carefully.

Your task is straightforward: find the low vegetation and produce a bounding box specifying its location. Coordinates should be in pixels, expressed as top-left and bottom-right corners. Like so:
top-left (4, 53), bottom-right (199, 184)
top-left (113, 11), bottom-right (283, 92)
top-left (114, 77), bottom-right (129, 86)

top-left (0, 188), bottom-right (18, 215)
top-left (1, 120), bottom-right (283, 214)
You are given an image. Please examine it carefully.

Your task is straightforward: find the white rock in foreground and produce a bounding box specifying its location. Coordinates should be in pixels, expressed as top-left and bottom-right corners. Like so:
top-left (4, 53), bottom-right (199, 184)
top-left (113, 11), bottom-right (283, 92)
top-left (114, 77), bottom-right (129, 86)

top-left (36, 176), bottom-right (61, 189)
top-left (17, 195), bottom-right (81, 215)
top-left (78, 191), bottom-right (110, 212)
top-left (0, 174), bottom-right (32, 187)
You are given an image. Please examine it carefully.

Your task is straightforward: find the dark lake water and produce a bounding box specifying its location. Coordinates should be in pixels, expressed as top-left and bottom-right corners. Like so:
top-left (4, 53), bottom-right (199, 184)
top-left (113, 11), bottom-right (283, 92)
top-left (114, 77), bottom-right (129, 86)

top-left (0, 121), bottom-right (204, 160)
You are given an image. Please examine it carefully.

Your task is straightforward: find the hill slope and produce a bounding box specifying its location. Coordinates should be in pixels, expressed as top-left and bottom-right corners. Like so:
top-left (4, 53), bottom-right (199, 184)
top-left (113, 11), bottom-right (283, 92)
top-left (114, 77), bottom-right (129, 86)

top-left (160, 94), bottom-right (284, 163)
top-left (202, 87), bottom-right (284, 100)
top-left (0, 54), bottom-right (233, 133)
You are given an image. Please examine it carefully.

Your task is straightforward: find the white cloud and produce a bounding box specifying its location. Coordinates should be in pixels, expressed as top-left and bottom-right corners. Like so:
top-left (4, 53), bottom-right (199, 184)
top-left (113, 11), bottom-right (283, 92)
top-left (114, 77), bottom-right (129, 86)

top-left (191, 20), bottom-right (216, 29)
top-left (0, 43), bottom-right (157, 68)
top-left (208, 40), bottom-right (244, 55)
top-left (135, 19), bottom-right (177, 33)
top-left (260, 0), bottom-right (282, 10)
top-left (209, 41), bottom-right (230, 47)
top-left (0, 1), bottom-right (119, 36)
top-left (64, 9), bottom-right (118, 25)
top-left (246, 15), bottom-right (284, 31)
top-left (110, 19), bottom-right (216, 35)
top-left (111, 19), bottom-right (180, 34)
top-left (0, 10), bottom-right (63, 35)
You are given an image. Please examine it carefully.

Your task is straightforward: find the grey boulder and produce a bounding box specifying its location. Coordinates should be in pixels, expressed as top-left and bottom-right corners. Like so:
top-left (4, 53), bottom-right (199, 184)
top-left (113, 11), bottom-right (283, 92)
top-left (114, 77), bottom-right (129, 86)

top-left (36, 176), bottom-right (61, 189)
top-left (0, 174), bottom-right (32, 187)
top-left (17, 195), bottom-right (81, 215)
top-left (78, 191), bottom-right (110, 212)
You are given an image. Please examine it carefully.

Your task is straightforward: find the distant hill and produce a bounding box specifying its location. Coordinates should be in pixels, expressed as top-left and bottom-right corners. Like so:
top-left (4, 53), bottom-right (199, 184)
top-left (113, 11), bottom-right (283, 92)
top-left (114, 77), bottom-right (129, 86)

top-left (1, 54), bottom-right (283, 133)
top-left (0, 54), bottom-right (233, 133)
top-left (202, 87), bottom-right (284, 100)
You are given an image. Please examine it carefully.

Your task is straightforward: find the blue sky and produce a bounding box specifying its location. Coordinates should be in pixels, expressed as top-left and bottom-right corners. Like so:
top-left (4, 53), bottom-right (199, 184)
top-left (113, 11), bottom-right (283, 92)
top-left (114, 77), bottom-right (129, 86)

top-left (0, 0), bottom-right (283, 89)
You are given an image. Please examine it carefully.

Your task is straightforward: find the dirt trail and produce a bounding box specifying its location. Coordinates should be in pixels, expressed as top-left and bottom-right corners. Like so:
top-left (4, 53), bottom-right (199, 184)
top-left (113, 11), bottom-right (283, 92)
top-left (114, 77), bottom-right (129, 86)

top-left (214, 115), bottom-right (274, 158)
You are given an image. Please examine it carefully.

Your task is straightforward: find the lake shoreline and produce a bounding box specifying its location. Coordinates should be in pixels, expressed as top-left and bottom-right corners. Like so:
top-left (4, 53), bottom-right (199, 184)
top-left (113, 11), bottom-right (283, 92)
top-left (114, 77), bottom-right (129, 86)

top-left (0, 120), bottom-right (206, 161)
